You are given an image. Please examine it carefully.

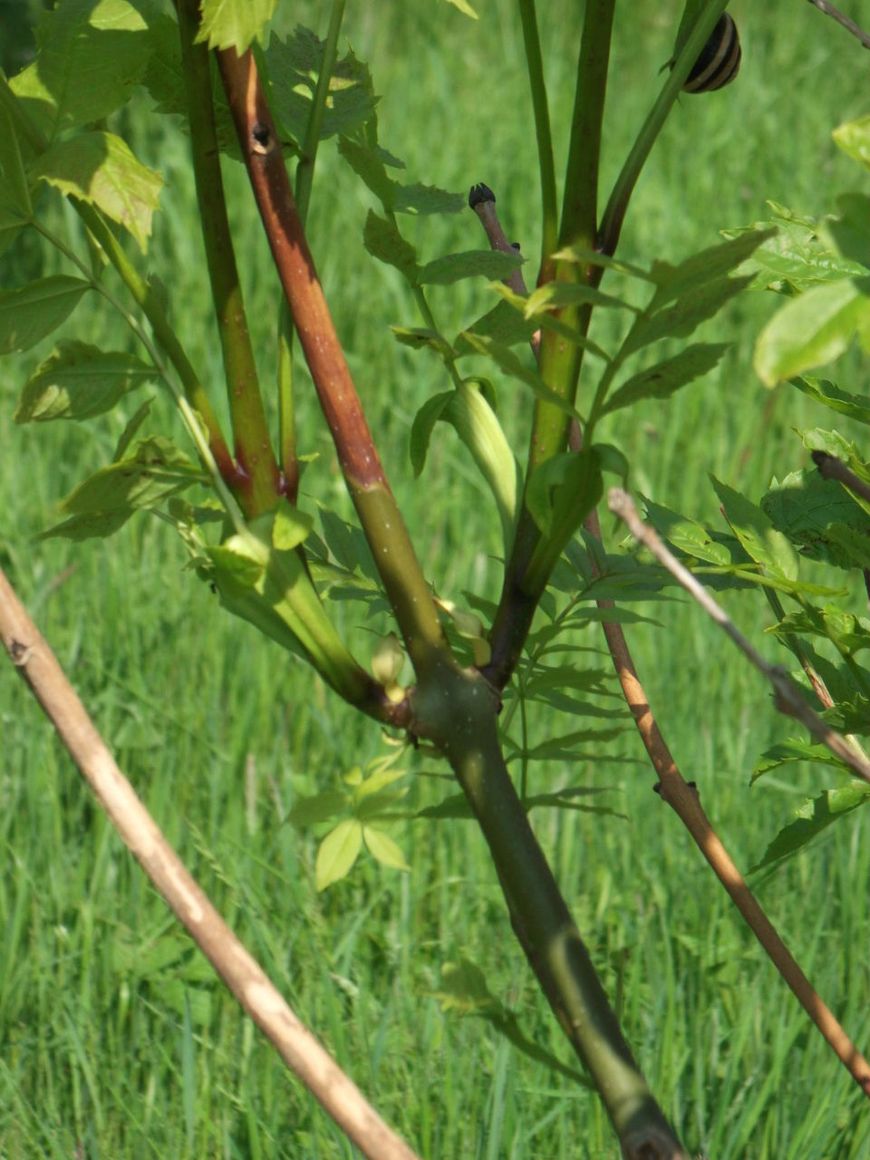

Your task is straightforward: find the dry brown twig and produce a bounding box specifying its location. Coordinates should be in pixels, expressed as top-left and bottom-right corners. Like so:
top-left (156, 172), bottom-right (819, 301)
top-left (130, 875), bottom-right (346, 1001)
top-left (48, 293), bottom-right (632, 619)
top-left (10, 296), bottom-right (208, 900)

top-left (608, 487), bottom-right (870, 786)
top-left (0, 567), bottom-right (421, 1160)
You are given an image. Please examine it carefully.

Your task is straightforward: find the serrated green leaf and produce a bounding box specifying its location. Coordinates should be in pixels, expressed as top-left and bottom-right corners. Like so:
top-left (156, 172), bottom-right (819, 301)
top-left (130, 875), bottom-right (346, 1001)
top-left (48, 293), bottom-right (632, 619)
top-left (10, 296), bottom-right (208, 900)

top-left (455, 299), bottom-right (538, 352)
top-left (319, 509), bottom-right (380, 582)
top-left (0, 276), bottom-right (90, 354)
top-left (833, 114), bottom-right (870, 168)
top-left (36, 508), bottom-right (132, 542)
top-left (525, 281), bottom-right (637, 317)
top-left (14, 341), bottom-right (154, 422)
top-left (712, 476), bottom-right (799, 580)
top-left (486, 282), bottom-right (612, 360)
top-left (363, 826), bottom-right (410, 871)
top-left (339, 138), bottom-right (396, 206)
top-left (648, 229), bottom-right (774, 309)
top-left (267, 33), bottom-right (376, 144)
top-left (391, 327), bottom-right (454, 357)
top-left (551, 244), bottom-right (654, 283)
top-left (195, 0), bottom-right (276, 52)
top-left (755, 278), bottom-right (870, 386)
top-left (363, 211), bottom-right (418, 283)
top-left (749, 782), bottom-right (870, 873)
top-left (114, 398), bottom-right (153, 460)
top-left (761, 467), bottom-right (870, 571)
top-left (602, 343), bottom-right (727, 416)
top-left (791, 376), bottom-right (870, 426)
top-left (33, 131), bottom-right (162, 252)
top-left (623, 275), bottom-right (751, 357)
top-left (417, 793), bottom-right (474, 820)
top-left (825, 193), bottom-right (870, 270)
top-left (316, 818), bottom-right (363, 890)
top-left (288, 790), bottom-right (348, 827)
top-left (61, 436), bottom-right (200, 515)
top-left (11, 0), bottom-right (153, 139)
top-left (419, 249), bottom-right (523, 286)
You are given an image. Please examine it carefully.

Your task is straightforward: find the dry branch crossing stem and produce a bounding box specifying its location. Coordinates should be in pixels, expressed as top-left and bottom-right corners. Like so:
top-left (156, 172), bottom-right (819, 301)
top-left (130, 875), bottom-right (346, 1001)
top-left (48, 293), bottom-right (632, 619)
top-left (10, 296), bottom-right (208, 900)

top-left (0, 568), bottom-right (422, 1160)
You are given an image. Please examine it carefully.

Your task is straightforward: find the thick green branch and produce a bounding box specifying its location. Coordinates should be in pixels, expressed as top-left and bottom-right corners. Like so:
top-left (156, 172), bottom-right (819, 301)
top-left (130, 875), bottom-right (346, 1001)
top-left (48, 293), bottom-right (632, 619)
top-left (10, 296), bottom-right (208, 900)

top-left (216, 48), bottom-right (449, 678)
top-left (599, 0), bottom-right (728, 256)
top-left (414, 667), bottom-right (687, 1156)
top-left (178, 0), bottom-right (281, 517)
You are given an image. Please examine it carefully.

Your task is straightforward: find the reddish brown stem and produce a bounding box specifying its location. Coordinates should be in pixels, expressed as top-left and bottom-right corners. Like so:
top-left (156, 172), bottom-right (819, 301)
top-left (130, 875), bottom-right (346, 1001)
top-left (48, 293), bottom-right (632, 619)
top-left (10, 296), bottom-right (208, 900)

top-left (216, 48), bottom-right (446, 675)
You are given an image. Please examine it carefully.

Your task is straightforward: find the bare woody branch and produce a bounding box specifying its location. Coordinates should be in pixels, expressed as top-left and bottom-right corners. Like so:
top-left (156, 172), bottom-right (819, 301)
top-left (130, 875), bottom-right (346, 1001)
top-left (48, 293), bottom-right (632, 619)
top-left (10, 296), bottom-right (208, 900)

top-left (581, 499), bottom-right (870, 1096)
top-left (0, 568), bottom-right (422, 1160)
top-left (608, 487), bottom-right (870, 786)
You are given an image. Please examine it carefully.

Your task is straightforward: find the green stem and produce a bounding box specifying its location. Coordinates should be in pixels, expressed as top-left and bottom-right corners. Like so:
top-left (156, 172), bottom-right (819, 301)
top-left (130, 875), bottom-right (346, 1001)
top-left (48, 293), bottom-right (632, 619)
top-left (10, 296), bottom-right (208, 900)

top-left (414, 668), bottom-right (685, 1154)
top-left (295, 0), bottom-right (346, 223)
top-left (485, 5), bottom-right (615, 689)
top-left (598, 0), bottom-right (728, 257)
top-left (177, 0), bottom-right (280, 517)
top-left (517, 0), bottom-right (558, 278)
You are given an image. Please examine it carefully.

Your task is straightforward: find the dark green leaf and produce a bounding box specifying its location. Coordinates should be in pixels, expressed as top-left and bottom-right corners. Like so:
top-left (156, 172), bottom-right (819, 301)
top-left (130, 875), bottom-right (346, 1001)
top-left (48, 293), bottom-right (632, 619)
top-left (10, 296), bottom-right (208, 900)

top-left (409, 391), bottom-right (453, 476)
top-left (37, 508), bottom-right (132, 542)
top-left (623, 275), bottom-right (751, 357)
top-left (390, 327), bottom-right (454, 357)
top-left (267, 32), bottom-right (376, 142)
top-left (61, 436), bottom-right (200, 515)
top-left (524, 282), bottom-right (637, 315)
top-left (454, 300), bottom-right (538, 353)
top-left (418, 249), bottom-right (523, 286)
top-left (711, 476), bottom-right (799, 580)
top-left (319, 509), bottom-right (380, 582)
top-left (362, 211), bottom-right (418, 283)
top-left (526, 450), bottom-right (601, 539)
top-left (0, 104), bottom-right (32, 222)
top-left (761, 467), bottom-right (870, 571)
top-left (14, 342), bottom-right (154, 422)
top-left (648, 229), bottom-right (774, 309)
top-left (0, 276), bottom-right (89, 354)
top-left (825, 193), bottom-right (870, 270)
top-left (602, 343), bottom-right (727, 415)
top-left (749, 782), bottom-right (870, 873)
top-left (791, 376), bottom-right (870, 425)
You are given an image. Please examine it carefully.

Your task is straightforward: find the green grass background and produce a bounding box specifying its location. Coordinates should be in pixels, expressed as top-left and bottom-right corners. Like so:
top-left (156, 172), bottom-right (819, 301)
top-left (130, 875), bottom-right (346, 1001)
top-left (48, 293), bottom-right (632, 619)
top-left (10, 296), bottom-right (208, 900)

top-left (1, 1), bottom-right (869, 1156)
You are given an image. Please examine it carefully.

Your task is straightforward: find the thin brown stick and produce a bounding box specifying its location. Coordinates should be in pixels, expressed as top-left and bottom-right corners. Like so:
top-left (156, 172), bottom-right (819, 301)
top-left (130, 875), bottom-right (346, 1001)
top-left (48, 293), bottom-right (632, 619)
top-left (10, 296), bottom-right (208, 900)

top-left (806, 0), bottom-right (870, 48)
top-left (0, 568), bottom-right (422, 1160)
top-left (812, 449), bottom-right (870, 504)
top-left (580, 504), bottom-right (870, 1096)
top-left (609, 488), bottom-right (870, 785)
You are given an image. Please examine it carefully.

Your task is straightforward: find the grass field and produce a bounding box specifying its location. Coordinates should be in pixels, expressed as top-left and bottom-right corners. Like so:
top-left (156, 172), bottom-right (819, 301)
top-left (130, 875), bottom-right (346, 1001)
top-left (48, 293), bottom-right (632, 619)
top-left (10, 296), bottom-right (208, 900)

top-left (1, 2), bottom-right (870, 1156)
